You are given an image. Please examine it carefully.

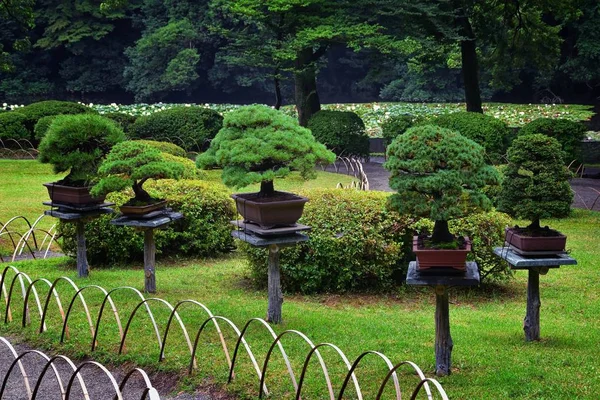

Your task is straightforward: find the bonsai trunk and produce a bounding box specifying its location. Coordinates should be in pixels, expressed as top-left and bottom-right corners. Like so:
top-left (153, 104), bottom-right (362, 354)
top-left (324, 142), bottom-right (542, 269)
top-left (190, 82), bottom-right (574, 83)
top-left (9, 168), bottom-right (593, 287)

top-left (527, 218), bottom-right (541, 231)
top-left (259, 180), bottom-right (275, 198)
top-left (431, 220), bottom-right (454, 244)
top-left (133, 180), bottom-right (152, 203)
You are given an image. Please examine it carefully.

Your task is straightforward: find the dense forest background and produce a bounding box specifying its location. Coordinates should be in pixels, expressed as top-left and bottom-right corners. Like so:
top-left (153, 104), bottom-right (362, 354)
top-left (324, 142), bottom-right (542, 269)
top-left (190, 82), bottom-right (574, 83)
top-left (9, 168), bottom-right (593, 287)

top-left (1, 0), bottom-right (599, 110)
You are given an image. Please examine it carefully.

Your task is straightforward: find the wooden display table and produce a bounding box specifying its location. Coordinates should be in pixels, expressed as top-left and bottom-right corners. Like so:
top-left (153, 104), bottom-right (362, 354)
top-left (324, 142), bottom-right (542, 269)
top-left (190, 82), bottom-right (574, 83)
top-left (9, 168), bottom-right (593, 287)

top-left (44, 201), bottom-right (114, 278)
top-left (231, 221), bottom-right (310, 324)
top-left (406, 261), bottom-right (480, 376)
top-left (111, 209), bottom-right (183, 293)
top-left (493, 247), bottom-right (577, 341)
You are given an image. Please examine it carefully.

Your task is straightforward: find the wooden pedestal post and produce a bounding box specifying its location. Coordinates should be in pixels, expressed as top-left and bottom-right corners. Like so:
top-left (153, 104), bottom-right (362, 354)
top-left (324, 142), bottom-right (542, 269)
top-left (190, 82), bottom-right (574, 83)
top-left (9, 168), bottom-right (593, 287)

top-left (267, 244), bottom-right (283, 324)
top-left (524, 268), bottom-right (541, 341)
top-left (75, 221), bottom-right (89, 278)
top-left (435, 285), bottom-right (453, 376)
top-left (144, 229), bottom-right (156, 294)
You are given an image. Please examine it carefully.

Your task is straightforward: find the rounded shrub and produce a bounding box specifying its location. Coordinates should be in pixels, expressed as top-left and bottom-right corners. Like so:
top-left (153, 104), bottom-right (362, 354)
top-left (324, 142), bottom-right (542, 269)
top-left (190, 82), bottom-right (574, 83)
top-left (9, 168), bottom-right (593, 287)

top-left (381, 114), bottom-right (423, 147)
top-left (130, 107), bottom-right (223, 152)
top-left (133, 139), bottom-right (187, 157)
top-left (19, 100), bottom-right (96, 138)
top-left (103, 112), bottom-right (137, 135)
top-left (0, 112), bottom-right (29, 142)
top-left (518, 118), bottom-right (587, 164)
top-left (38, 114), bottom-right (126, 185)
top-left (33, 115), bottom-right (57, 141)
top-left (431, 111), bottom-right (511, 164)
top-left (59, 179), bottom-right (236, 265)
top-left (307, 110), bottom-right (370, 159)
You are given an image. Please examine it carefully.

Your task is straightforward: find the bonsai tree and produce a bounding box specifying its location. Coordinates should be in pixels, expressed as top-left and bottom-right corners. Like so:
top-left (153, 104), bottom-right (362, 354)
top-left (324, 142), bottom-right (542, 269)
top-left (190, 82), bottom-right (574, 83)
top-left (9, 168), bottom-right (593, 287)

top-left (38, 114), bottom-right (125, 186)
top-left (91, 141), bottom-right (186, 205)
top-left (196, 105), bottom-right (335, 196)
top-left (384, 125), bottom-right (499, 244)
top-left (498, 134), bottom-right (573, 232)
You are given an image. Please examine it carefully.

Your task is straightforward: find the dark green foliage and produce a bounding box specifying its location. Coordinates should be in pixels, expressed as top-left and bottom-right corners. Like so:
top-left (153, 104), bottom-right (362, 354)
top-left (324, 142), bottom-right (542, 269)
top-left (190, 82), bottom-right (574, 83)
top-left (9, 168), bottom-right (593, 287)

top-left (431, 111), bottom-right (511, 164)
top-left (130, 107), bottom-right (223, 152)
top-left (518, 118), bottom-right (587, 164)
top-left (18, 100), bottom-right (97, 135)
top-left (0, 112), bottom-right (29, 142)
top-left (38, 114), bottom-right (126, 185)
top-left (197, 105), bottom-right (335, 191)
top-left (307, 110), bottom-right (370, 158)
top-left (133, 139), bottom-right (187, 157)
top-left (380, 114), bottom-right (423, 147)
top-left (33, 115), bottom-right (56, 141)
top-left (91, 140), bottom-right (186, 202)
top-left (498, 134), bottom-right (573, 226)
top-left (60, 179), bottom-right (235, 265)
top-left (243, 189), bottom-right (412, 293)
top-left (104, 112), bottom-right (137, 134)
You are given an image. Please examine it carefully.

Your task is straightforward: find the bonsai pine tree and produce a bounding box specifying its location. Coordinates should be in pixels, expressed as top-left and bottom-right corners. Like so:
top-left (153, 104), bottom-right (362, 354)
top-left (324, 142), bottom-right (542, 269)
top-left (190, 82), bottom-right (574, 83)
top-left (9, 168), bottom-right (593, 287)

top-left (38, 114), bottom-right (125, 185)
top-left (498, 134), bottom-right (573, 231)
top-left (196, 105), bottom-right (335, 197)
top-left (91, 141), bottom-right (185, 204)
top-left (384, 125), bottom-right (499, 244)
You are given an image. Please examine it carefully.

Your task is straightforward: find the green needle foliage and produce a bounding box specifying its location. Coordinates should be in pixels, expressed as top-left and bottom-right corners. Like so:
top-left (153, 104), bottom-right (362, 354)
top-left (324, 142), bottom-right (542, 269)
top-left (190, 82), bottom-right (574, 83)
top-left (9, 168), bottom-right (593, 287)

top-left (498, 133), bottom-right (573, 230)
top-left (91, 141), bottom-right (186, 203)
top-left (37, 114), bottom-right (125, 185)
top-left (196, 105), bottom-right (335, 196)
top-left (384, 125), bottom-right (499, 243)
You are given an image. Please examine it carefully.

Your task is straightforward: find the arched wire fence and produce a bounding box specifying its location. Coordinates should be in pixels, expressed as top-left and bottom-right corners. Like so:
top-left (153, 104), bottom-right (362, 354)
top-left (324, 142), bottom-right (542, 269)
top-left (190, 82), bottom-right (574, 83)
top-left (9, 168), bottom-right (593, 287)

top-left (0, 139), bottom-right (39, 160)
top-left (0, 335), bottom-right (160, 400)
top-left (321, 156), bottom-right (369, 191)
top-left (0, 265), bottom-right (449, 400)
top-left (0, 215), bottom-right (59, 263)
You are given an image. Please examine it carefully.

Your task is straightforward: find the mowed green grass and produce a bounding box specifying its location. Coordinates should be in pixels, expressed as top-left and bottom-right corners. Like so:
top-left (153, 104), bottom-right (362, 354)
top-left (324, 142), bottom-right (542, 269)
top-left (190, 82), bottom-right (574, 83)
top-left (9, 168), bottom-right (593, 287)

top-left (1, 160), bottom-right (599, 399)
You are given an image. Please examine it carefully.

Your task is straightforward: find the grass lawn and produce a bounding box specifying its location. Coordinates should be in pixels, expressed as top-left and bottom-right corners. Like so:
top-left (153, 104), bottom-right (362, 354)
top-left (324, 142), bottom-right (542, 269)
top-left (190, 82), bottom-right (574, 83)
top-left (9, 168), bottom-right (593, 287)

top-left (1, 160), bottom-right (599, 399)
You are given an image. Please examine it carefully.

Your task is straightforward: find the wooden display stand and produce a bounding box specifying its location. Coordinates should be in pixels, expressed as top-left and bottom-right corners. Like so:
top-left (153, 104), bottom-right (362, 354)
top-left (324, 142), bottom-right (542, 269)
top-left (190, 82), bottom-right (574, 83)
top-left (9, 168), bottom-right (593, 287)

top-left (111, 209), bottom-right (183, 293)
top-left (231, 221), bottom-right (310, 324)
top-left (406, 261), bottom-right (480, 376)
top-left (44, 202), bottom-right (114, 278)
top-left (493, 247), bottom-right (577, 341)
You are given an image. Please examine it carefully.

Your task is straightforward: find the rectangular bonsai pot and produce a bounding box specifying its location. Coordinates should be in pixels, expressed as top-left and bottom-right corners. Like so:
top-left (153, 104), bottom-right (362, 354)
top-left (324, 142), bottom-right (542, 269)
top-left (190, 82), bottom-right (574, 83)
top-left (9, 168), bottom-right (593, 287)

top-left (232, 191), bottom-right (309, 229)
top-left (119, 200), bottom-right (167, 216)
top-left (412, 236), bottom-right (471, 270)
top-left (504, 228), bottom-right (567, 252)
top-left (44, 182), bottom-right (105, 205)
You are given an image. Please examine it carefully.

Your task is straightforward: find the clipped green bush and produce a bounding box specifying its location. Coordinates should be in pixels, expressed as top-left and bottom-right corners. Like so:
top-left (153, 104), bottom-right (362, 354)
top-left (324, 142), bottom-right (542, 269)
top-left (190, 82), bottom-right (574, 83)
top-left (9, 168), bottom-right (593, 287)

top-left (19, 100), bottom-right (96, 138)
top-left (104, 112), bottom-right (137, 135)
top-left (431, 111), bottom-right (511, 164)
top-left (134, 139), bottom-right (187, 157)
top-left (60, 179), bottom-right (236, 265)
top-left (518, 118), bottom-right (587, 164)
top-left (307, 110), bottom-right (370, 159)
top-left (381, 114), bottom-right (423, 147)
top-left (243, 189), bottom-right (412, 293)
top-left (130, 106), bottom-right (223, 151)
top-left (33, 115), bottom-right (57, 141)
top-left (38, 114), bottom-right (126, 185)
top-left (0, 112), bottom-right (29, 142)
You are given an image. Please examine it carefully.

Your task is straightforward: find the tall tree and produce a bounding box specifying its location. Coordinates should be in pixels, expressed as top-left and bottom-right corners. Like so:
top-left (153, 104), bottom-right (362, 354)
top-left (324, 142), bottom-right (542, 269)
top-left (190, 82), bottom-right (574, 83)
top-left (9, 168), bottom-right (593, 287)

top-left (0, 0), bottom-right (34, 72)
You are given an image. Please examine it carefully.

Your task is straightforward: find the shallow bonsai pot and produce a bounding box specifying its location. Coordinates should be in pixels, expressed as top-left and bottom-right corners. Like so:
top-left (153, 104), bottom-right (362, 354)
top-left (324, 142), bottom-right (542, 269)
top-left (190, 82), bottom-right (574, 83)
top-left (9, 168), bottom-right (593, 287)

top-left (119, 200), bottom-right (167, 216)
top-left (232, 191), bottom-right (309, 229)
top-left (44, 182), bottom-right (105, 205)
top-left (413, 236), bottom-right (471, 270)
top-left (504, 227), bottom-right (567, 253)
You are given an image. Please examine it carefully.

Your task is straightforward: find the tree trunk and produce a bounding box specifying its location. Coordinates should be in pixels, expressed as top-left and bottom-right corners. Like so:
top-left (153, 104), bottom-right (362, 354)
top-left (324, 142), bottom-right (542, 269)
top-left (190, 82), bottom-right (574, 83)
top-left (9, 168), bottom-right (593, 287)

top-left (457, 7), bottom-right (483, 113)
top-left (274, 76), bottom-right (282, 110)
top-left (132, 181), bottom-right (151, 203)
top-left (294, 48), bottom-right (321, 127)
top-left (527, 218), bottom-right (541, 231)
top-left (431, 220), bottom-right (454, 243)
top-left (259, 180), bottom-right (275, 197)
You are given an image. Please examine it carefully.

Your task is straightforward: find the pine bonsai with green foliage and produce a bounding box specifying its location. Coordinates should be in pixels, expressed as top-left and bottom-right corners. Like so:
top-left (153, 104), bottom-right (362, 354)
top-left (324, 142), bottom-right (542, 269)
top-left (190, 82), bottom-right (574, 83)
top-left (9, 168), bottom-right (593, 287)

top-left (38, 114), bottom-right (126, 186)
top-left (196, 105), bottom-right (335, 197)
top-left (384, 125), bottom-right (499, 244)
top-left (91, 141), bottom-right (186, 205)
top-left (498, 134), bottom-right (573, 232)
top-left (518, 118), bottom-right (587, 165)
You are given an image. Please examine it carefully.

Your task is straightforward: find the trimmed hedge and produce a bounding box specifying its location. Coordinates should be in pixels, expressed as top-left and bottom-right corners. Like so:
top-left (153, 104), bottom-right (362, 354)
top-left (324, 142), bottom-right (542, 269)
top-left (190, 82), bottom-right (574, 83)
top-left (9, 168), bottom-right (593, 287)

top-left (104, 112), bottom-right (137, 135)
top-left (381, 114), bottom-right (423, 147)
top-left (130, 107), bottom-right (223, 151)
top-left (518, 118), bottom-right (587, 164)
top-left (431, 111), bottom-right (511, 164)
top-left (134, 139), bottom-right (187, 157)
top-left (307, 110), bottom-right (370, 159)
top-left (60, 179), bottom-right (235, 265)
top-left (33, 115), bottom-right (57, 141)
top-left (0, 112), bottom-right (29, 142)
top-left (19, 100), bottom-right (96, 139)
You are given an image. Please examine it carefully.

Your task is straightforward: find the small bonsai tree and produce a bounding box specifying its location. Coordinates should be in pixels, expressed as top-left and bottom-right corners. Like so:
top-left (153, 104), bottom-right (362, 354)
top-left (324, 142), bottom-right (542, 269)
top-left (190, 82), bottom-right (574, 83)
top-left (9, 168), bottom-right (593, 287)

top-left (384, 125), bottom-right (499, 244)
top-left (518, 118), bottom-right (587, 165)
top-left (498, 134), bottom-right (573, 232)
top-left (91, 141), bottom-right (186, 204)
top-left (38, 114), bottom-right (126, 186)
top-left (196, 105), bottom-right (335, 197)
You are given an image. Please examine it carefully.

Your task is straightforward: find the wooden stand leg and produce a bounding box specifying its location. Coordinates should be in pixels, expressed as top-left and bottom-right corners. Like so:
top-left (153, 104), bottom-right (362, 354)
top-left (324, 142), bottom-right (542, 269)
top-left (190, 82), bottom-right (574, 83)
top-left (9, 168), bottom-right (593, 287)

top-left (267, 244), bottom-right (283, 324)
top-left (524, 269), bottom-right (541, 341)
top-left (435, 285), bottom-right (453, 376)
top-left (75, 221), bottom-right (89, 278)
top-left (144, 229), bottom-right (156, 294)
